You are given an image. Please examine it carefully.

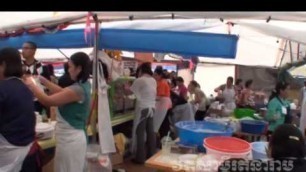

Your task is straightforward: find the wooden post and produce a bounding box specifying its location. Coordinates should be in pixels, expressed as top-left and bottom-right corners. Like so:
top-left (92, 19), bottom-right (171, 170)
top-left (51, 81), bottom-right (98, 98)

top-left (289, 41), bottom-right (293, 63)
top-left (235, 65), bottom-right (239, 80)
top-left (297, 43), bottom-right (300, 61)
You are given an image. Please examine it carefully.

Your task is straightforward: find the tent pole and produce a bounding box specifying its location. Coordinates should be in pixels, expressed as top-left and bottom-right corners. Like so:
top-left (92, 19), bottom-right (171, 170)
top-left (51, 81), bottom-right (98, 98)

top-left (279, 40), bottom-right (288, 68)
top-left (56, 48), bottom-right (69, 59)
top-left (90, 13), bottom-right (100, 144)
top-left (274, 39), bottom-right (285, 67)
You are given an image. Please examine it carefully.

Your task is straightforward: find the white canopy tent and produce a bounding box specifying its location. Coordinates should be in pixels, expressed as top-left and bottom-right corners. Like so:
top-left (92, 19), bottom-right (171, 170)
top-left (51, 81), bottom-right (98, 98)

top-left (2, 12), bottom-right (306, 94)
top-left (100, 19), bottom-right (306, 68)
top-left (2, 11), bottom-right (306, 154)
top-left (2, 12), bottom-right (306, 32)
top-left (18, 19), bottom-right (304, 69)
top-left (1, 12), bottom-right (306, 67)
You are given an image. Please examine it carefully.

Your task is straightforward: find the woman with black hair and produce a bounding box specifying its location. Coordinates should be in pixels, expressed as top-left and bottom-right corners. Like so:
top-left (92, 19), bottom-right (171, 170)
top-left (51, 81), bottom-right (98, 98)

top-left (266, 124), bottom-right (306, 172)
top-left (24, 52), bottom-right (91, 172)
top-left (135, 65), bottom-right (140, 78)
top-left (58, 62), bottom-right (74, 88)
top-left (0, 48), bottom-right (36, 172)
top-left (188, 80), bottom-right (208, 120)
top-left (269, 124), bottom-right (305, 159)
top-left (153, 67), bottom-right (172, 134)
top-left (218, 124), bottom-right (306, 172)
top-left (159, 78), bottom-right (194, 139)
top-left (47, 64), bottom-right (57, 84)
top-left (169, 79), bottom-right (194, 136)
top-left (125, 62), bottom-right (157, 164)
top-left (238, 79), bottom-right (255, 108)
top-left (265, 82), bottom-right (291, 137)
top-left (235, 78), bottom-right (243, 97)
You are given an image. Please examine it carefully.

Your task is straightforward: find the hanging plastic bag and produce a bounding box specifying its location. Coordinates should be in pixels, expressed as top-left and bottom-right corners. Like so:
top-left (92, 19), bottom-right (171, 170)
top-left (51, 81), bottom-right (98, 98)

top-left (86, 144), bottom-right (112, 172)
top-left (98, 154), bottom-right (112, 172)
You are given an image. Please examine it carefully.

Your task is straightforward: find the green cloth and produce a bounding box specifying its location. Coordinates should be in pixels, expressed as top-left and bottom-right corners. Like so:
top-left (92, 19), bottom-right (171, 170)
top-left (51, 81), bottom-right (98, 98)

top-left (265, 97), bottom-right (290, 132)
top-left (58, 82), bottom-right (91, 131)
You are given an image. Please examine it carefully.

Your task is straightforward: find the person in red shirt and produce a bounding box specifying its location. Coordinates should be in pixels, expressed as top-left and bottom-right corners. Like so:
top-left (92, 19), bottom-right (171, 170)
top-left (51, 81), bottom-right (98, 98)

top-left (153, 67), bottom-right (172, 135)
top-left (176, 76), bottom-right (188, 101)
top-left (156, 77), bottom-right (170, 97)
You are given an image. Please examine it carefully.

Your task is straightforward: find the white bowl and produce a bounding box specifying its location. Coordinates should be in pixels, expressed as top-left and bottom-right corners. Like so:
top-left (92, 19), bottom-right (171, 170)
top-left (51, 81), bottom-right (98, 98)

top-left (35, 123), bottom-right (54, 140)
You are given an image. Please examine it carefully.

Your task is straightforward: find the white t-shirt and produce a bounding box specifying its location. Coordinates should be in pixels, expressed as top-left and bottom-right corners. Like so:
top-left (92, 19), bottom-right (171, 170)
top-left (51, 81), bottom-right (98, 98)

top-left (194, 88), bottom-right (207, 111)
top-left (130, 76), bottom-right (157, 109)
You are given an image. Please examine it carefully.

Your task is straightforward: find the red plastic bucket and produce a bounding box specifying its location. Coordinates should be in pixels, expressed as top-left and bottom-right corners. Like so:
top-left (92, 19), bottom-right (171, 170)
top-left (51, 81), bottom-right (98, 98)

top-left (203, 136), bottom-right (251, 160)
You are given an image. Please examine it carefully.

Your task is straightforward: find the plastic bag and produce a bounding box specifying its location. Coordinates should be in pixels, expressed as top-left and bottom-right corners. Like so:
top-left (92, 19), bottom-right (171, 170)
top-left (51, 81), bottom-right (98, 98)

top-left (86, 144), bottom-right (112, 172)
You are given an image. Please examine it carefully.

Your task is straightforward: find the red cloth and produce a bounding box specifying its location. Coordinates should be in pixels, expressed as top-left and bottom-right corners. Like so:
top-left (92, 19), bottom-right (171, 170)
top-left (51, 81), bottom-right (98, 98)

top-left (157, 79), bottom-right (170, 97)
top-left (28, 140), bottom-right (41, 155)
top-left (22, 139), bottom-right (44, 171)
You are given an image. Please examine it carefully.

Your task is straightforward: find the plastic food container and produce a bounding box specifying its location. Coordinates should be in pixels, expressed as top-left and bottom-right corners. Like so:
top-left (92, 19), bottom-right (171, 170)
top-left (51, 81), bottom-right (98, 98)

top-left (175, 121), bottom-right (234, 150)
top-left (234, 108), bottom-right (255, 119)
top-left (251, 141), bottom-right (269, 160)
top-left (240, 120), bottom-right (267, 134)
top-left (203, 136), bottom-right (251, 161)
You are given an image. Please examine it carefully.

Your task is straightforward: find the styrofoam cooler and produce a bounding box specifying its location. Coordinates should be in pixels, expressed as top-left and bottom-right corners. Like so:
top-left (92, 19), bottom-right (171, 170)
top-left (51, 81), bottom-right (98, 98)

top-left (204, 136), bottom-right (251, 161)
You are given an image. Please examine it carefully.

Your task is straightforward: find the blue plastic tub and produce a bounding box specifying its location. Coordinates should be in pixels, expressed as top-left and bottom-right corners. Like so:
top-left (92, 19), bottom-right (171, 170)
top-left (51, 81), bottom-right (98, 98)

top-left (240, 120), bottom-right (267, 134)
top-left (175, 121), bottom-right (234, 151)
top-left (252, 141), bottom-right (268, 160)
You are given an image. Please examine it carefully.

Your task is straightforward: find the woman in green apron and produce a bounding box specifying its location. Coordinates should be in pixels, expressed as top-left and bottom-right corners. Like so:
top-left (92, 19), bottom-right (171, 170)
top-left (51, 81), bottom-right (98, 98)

top-left (265, 82), bottom-right (290, 139)
top-left (24, 52), bottom-right (91, 172)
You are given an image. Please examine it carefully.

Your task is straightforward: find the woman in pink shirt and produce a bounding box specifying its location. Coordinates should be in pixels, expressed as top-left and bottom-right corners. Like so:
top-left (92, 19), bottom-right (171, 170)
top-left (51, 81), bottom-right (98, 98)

top-left (176, 76), bottom-right (188, 101)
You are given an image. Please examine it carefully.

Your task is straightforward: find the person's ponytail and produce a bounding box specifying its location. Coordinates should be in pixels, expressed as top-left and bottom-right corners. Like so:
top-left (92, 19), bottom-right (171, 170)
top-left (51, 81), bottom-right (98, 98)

top-left (269, 82), bottom-right (289, 102)
top-left (269, 89), bottom-right (278, 102)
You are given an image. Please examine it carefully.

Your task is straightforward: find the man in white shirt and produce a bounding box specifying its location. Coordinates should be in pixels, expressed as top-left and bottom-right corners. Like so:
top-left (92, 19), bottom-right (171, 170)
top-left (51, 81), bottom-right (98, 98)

top-left (22, 42), bottom-right (45, 75)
